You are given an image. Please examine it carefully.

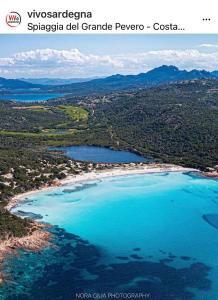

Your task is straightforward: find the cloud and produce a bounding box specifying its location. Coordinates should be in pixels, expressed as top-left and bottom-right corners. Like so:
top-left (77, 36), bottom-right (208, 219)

top-left (0, 48), bottom-right (218, 78)
top-left (198, 44), bottom-right (218, 48)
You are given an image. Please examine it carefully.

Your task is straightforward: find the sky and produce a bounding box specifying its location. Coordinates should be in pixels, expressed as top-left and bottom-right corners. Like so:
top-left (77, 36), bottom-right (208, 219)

top-left (0, 34), bottom-right (218, 78)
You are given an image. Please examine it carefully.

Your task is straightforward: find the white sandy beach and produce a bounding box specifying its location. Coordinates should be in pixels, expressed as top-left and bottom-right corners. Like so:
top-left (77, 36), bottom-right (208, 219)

top-left (6, 163), bottom-right (197, 211)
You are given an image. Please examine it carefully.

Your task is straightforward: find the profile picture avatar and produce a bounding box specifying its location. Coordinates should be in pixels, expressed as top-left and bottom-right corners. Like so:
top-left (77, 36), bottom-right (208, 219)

top-left (6, 12), bottom-right (21, 27)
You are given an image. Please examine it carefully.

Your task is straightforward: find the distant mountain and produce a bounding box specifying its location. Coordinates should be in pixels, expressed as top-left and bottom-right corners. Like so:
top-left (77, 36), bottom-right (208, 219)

top-left (211, 71), bottom-right (218, 77)
top-left (0, 77), bottom-right (40, 90)
top-left (0, 66), bottom-right (216, 95)
top-left (42, 65), bottom-right (215, 95)
top-left (20, 77), bottom-right (101, 86)
top-left (141, 65), bottom-right (213, 82)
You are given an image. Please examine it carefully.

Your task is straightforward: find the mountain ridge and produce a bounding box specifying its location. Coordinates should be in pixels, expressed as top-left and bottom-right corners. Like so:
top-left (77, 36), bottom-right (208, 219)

top-left (46, 65), bottom-right (216, 95)
top-left (0, 65), bottom-right (217, 95)
top-left (19, 77), bottom-right (101, 86)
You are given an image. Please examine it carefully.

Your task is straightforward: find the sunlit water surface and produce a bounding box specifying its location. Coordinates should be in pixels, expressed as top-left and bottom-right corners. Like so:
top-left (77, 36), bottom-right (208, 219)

top-left (2, 172), bottom-right (218, 300)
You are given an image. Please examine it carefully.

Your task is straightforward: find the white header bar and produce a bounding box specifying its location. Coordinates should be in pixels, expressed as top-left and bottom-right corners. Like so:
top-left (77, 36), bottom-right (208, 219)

top-left (0, 0), bottom-right (218, 34)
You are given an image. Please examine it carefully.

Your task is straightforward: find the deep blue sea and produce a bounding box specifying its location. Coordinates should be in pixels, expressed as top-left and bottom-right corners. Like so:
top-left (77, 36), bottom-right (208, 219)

top-left (51, 145), bottom-right (147, 163)
top-left (2, 172), bottom-right (218, 300)
top-left (0, 93), bottom-right (66, 102)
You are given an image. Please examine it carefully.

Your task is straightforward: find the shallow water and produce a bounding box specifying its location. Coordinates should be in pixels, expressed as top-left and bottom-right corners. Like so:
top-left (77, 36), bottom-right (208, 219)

top-left (0, 93), bottom-right (66, 102)
top-left (50, 145), bottom-right (148, 163)
top-left (2, 172), bottom-right (218, 300)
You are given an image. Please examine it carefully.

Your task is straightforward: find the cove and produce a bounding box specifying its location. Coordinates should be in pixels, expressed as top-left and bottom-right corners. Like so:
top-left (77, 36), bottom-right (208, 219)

top-left (50, 145), bottom-right (148, 163)
top-left (2, 171), bottom-right (218, 300)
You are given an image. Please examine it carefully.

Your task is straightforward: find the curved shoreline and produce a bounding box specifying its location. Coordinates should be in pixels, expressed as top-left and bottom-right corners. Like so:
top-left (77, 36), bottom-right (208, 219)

top-left (6, 163), bottom-right (197, 212)
top-left (0, 163), bottom-right (198, 284)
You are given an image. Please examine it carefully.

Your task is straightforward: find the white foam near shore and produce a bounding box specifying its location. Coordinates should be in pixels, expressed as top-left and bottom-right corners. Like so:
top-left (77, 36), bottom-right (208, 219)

top-left (6, 164), bottom-right (197, 212)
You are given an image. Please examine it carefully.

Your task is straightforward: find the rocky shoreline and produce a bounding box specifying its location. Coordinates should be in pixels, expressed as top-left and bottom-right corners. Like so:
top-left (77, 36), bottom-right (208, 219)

top-left (0, 221), bottom-right (51, 284)
top-left (202, 171), bottom-right (218, 178)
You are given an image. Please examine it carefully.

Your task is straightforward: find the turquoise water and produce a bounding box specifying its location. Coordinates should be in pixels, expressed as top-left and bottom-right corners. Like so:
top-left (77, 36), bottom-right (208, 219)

top-left (0, 93), bottom-right (66, 102)
top-left (51, 145), bottom-right (147, 163)
top-left (3, 172), bottom-right (218, 299)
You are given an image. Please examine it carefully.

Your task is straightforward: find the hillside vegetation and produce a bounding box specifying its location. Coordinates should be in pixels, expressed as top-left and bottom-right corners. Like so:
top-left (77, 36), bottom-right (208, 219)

top-left (0, 78), bottom-right (217, 239)
top-left (86, 79), bottom-right (218, 169)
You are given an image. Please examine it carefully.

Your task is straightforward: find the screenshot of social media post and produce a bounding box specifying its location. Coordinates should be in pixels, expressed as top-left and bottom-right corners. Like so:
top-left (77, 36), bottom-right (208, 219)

top-left (0, 0), bottom-right (217, 299)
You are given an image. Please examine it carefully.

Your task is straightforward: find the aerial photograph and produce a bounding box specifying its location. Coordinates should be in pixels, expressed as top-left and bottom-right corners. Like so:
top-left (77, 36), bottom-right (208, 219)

top-left (0, 34), bottom-right (217, 300)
